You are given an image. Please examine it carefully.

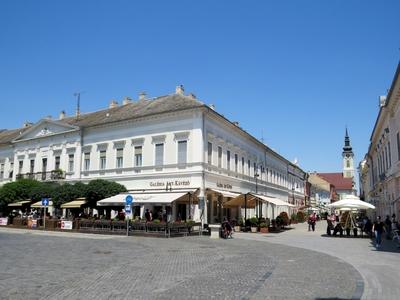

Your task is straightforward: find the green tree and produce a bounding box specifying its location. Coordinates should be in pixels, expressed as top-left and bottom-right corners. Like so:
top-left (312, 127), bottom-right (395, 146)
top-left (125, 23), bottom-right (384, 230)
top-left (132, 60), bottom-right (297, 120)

top-left (85, 179), bottom-right (127, 208)
top-left (0, 179), bottom-right (42, 212)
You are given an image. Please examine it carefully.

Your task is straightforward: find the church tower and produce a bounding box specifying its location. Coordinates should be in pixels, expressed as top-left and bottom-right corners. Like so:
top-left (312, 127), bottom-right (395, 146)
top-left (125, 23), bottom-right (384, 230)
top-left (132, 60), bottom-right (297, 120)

top-left (342, 128), bottom-right (355, 180)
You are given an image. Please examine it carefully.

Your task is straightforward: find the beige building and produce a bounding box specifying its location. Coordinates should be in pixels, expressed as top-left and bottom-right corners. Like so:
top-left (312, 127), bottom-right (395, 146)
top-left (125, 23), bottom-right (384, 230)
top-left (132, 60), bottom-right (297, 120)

top-left (359, 62), bottom-right (400, 218)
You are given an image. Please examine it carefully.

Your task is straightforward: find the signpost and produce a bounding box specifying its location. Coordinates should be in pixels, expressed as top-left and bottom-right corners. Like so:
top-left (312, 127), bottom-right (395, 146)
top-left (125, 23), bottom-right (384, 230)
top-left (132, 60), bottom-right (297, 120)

top-left (41, 198), bottom-right (49, 230)
top-left (125, 195), bottom-right (133, 236)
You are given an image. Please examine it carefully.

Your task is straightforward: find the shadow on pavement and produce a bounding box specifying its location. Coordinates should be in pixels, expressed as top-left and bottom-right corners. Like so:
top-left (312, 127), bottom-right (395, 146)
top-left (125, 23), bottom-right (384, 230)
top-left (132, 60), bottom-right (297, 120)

top-left (368, 237), bottom-right (400, 253)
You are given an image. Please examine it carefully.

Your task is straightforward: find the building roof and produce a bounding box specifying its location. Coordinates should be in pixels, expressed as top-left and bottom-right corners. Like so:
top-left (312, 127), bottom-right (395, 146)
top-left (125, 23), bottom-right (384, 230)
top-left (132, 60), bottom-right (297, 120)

top-left (0, 93), bottom-right (203, 145)
top-left (317, 173), bottom-right (353, 190)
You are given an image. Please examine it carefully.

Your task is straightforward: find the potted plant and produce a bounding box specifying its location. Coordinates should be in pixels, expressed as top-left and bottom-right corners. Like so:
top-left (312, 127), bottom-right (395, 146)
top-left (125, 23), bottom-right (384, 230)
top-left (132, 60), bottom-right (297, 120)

top-left (279, 212), bottom-right (289, 228)
top-left (235, 218), bottom-right (243, 232)
top-left (259, 222), bottom-right (269, 233)
top-left (250, 217), bottom-right (258, 233)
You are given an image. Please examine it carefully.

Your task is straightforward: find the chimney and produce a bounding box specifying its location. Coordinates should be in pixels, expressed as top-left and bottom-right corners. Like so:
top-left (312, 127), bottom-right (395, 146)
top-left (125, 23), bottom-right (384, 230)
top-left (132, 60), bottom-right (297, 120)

top-left (139, 92), bottom-right (146, 101)
top-left (233, 121), bottom-right (239, 126)
top-left (109, 99), bottom-right (118, 108)
top-left (59, 111), bottom-right (66, 120)
top-left (188, 93), bottom-right (196, 99)
top-left (379, 95), bottom-right (387, 107)
top-left (122, 97), bottom-right (132, 105)
top-left (209, 104), bottom-right (215, 110)
top-left (23, 121), bottom-right (33, 128)
top-left (175, 85), bottom-right (184, 95)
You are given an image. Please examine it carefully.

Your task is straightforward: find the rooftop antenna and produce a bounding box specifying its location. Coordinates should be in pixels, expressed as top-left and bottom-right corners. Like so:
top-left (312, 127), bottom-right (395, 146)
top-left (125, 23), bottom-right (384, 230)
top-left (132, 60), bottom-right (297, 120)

top-left (73, 91), bottom-right (84, 118)
top-left (261, 129), bottom-right (264, 144)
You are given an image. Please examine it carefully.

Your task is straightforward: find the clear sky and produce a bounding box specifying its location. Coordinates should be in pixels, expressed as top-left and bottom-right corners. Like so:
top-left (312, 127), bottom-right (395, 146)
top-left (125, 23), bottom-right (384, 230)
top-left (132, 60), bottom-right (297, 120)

top-left (1, 0), bottom-right (399, 174)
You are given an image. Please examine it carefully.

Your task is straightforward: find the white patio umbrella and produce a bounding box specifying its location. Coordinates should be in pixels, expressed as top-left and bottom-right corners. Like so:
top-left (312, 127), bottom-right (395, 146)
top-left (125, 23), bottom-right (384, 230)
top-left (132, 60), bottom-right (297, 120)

top-left (327, 194), bottom-right (375, 210)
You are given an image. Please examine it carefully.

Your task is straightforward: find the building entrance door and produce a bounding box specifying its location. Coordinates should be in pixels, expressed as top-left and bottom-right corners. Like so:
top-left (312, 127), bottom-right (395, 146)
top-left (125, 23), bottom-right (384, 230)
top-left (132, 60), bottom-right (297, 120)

top-left (177, 203), bottom-right (187, 221)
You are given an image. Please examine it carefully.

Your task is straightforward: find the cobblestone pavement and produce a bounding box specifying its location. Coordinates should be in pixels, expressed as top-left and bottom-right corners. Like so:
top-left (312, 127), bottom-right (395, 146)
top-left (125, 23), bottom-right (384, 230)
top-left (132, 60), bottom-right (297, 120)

top-left (0, 227), bottom-right (360, 300)
top-left (235, 222), bottom-right (400, 300)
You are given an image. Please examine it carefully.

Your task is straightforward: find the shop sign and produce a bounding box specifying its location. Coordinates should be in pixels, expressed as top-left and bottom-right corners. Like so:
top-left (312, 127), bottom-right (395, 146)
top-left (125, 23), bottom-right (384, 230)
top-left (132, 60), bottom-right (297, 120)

top-left (61, 220), bottom-right (73, 230)
top-left (149, 180), bottom-right (190, 187)
top-left (216, 182), bottom-right (233, 189)
top-left (31, 220), bottom-right (38, 228)
top-left (0, 218), bottom-right (8, 226)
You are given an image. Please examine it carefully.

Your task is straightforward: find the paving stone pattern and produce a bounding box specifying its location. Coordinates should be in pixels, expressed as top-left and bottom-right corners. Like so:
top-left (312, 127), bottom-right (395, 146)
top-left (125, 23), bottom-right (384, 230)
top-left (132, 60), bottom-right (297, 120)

top-left (0, 228), bottom-right (359, 300)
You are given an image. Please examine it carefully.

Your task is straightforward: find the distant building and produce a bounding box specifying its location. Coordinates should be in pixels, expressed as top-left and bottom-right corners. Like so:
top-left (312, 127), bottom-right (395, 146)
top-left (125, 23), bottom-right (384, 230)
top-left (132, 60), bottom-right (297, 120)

top-left (308, 173), bottom-right (335, 207)
top-left (359, 62), bottom-right (400, 218)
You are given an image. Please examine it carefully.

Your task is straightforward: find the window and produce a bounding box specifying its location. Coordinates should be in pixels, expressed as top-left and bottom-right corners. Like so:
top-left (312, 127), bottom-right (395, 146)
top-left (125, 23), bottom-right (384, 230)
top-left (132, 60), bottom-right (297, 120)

top-left (116, 148), bottom-right (123, 169)
top-left (155, 143), bottom-right (164, 166)
top-left (226, 150), bottom-right (230, 171)
top-left (100, 150), bottom-right (106, 170)
top-left (218, 146), bottom-right (222, 168)
top-left (253, 162), bottom-right (256, 174)
top-left (0, 163), bottom-right (4, 179)
top-left (84, 153), bottom-right (90, 171)
top-left (385, 146), bottom-right (389, 170)
top-left (134, 146), bottom-right (142, 167)
top-left (178, 140), bottom-right (187, 164)
top-left (9, 162), bottom-right (13, 178)
top-left (30, 159), bottom-right (35, 173)
top-left (55, 156), bottom-right (60, 170)
top-left (234, 154), bottom-right (238, 173)
top-left (397, 133), bottom-right (400, 161)
top-left (241, 157), bottom-right (245, 174)
top-left (207, 142), bottom-right (212, 165)
top-left (346, 160), bottom-right (350, 168)
top-left (68, 154), bottom-right (74, 172)
top-left (388, 142), bottom-right (392, 167)
top-left (42, 158), bottom-right (47, 173)
top-left (248, 160), bottom-right (251, 176)
top-left (18, 160), bottom-right (23, 174)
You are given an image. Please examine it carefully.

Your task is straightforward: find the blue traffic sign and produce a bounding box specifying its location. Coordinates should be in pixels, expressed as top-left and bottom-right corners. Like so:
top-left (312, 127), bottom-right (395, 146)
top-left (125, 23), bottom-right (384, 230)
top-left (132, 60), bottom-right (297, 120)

top-left (125, 195), bottom-right (133, 205)
top-left (41, 198), bottom-right (49, 206)
top-left (125, 205), bottom-right (131, 214)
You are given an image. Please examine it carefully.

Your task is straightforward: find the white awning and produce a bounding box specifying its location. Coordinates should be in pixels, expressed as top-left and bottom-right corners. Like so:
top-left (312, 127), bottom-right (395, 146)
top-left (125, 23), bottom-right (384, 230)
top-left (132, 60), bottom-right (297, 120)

top-left (97, 191), bottom-right (195, 206)
top-left (207, 188), bottom-right (241, 198)
top-left (250, 193), bottom-right (293, 207)
top-left (8, 200), bottom-right (31, 207)
top-left (61, 198), bottom-right (87, 209)
top-left (31, 200), bottom-right (53, 208)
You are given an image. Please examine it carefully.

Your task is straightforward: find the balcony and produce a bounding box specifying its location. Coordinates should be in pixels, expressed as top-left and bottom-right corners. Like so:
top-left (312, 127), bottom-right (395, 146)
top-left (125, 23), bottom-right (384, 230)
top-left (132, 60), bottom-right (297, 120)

top-left (16, 170), bottom-right (65, 181)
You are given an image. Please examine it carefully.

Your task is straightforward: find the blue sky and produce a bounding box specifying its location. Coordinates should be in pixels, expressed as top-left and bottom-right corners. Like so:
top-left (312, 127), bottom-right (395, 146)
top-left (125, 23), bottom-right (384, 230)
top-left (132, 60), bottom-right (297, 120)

top-left (0, 0), bottom-right (399, 174)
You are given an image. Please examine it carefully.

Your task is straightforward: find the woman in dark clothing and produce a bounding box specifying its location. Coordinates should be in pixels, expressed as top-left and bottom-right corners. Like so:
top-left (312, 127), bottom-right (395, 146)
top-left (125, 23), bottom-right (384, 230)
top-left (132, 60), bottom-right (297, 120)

top-left (373, 216), bottom-right (385, 248)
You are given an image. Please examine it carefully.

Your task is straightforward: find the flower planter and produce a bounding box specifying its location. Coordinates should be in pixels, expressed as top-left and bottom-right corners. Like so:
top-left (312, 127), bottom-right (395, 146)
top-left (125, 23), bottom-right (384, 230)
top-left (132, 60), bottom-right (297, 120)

top-left (250, 227), bottom-right (258, 233)
top-left (260, 227), bottom-right (268, 233)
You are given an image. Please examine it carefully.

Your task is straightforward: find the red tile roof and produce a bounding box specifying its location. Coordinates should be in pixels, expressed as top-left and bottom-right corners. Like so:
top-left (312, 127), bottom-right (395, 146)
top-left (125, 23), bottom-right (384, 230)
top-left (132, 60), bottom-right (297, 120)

top-left (317, 173), bottom-right (353, 190)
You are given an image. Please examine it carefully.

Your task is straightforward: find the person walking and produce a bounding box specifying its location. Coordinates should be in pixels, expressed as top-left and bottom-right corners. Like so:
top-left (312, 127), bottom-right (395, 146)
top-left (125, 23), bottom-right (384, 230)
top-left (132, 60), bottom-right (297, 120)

top-left (372, 216), bottom-right (385, 248)
top-left (384, 215), bottom-right (392, 239)
top-left (309, 213), bottom-right (317, 232)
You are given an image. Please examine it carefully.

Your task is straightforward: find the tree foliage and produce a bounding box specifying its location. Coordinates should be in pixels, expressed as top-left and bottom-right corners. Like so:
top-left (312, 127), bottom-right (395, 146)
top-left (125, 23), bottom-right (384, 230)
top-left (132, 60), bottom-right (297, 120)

top-left (0, 178), bottom-right (127, 212)
top-left (85, 179), bottom-right (127, 208)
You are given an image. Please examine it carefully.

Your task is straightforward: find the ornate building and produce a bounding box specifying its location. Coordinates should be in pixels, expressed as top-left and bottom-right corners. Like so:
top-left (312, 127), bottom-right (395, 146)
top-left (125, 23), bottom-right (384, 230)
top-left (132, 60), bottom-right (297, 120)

top-left (0, 86), bottom-right (306, 222)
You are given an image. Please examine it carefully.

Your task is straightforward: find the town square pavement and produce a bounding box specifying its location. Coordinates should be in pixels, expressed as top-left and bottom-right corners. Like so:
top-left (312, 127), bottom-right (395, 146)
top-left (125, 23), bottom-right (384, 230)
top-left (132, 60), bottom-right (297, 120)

top-left (0, 223), bottom-right (391, 300)
top-left (235, 221), bottom-right (400, 300)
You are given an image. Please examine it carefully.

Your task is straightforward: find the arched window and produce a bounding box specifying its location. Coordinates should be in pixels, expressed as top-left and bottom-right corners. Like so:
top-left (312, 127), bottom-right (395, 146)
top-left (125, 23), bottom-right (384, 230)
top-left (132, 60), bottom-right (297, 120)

top-left (346, 160), bottom-right (350, 168)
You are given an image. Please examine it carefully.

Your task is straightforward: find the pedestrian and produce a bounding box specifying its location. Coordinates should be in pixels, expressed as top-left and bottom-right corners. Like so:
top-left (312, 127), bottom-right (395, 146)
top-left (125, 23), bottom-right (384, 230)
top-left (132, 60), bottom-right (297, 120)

top-left (327, 213), bottom-right (335, 236)
top-left (372, 216), bottom-right (385, 248)
top-left (384, 215), bottom-right (392, 239)
top-left (391, 214), bottom-right (398, 232)
top-left (145, 209), bottom-right (150, 222)
top-left (308, 212), bottom-right (317, 232)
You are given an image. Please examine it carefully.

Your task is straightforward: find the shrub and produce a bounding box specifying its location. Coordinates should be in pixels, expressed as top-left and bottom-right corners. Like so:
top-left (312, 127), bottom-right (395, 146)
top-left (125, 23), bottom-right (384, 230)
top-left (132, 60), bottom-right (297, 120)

top-left (279, 212), bottom-right (290, 226)
top-left (249, 217), bottom-right (259, 227)
top-left (153, 219), bottom-right (160, 224)
top-left (276, 216), bottom-right (283, 227)
top-left (291, 213), bottom-right (297, 222)
top-left (296, 211), bottom-right (306, 223)
top-left (259, 222), bottom-right (268, 228)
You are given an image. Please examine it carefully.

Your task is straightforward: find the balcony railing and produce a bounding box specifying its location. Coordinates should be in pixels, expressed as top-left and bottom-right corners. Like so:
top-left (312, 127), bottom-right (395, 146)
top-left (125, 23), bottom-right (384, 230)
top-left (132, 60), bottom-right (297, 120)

top-left (16, 170), bottom-right (65, 181)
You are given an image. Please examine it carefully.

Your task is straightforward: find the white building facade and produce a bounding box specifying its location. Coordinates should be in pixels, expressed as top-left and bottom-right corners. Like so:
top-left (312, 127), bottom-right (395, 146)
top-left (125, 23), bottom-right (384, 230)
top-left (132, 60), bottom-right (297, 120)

top-left (0, 87), bottom-right (306, 223)
top-left (359, 63), bottom-right (400, 218)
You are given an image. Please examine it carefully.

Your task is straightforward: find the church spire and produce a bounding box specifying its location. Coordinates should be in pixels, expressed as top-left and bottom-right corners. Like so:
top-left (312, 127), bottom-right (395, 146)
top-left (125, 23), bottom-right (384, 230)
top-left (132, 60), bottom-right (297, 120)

top-left (343, 127), bottom-right (352, 153)
top-left (342, 127), bottom-right (354, 179)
